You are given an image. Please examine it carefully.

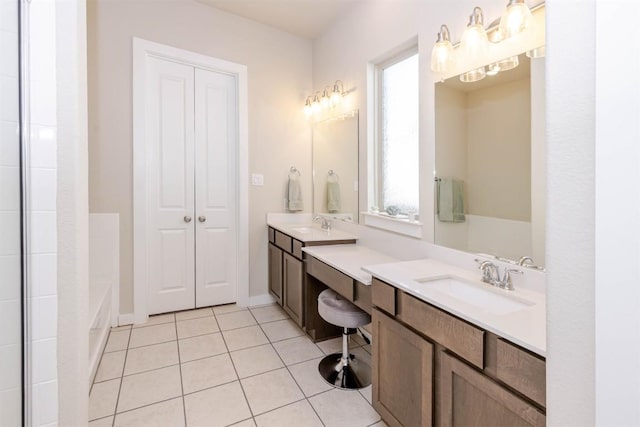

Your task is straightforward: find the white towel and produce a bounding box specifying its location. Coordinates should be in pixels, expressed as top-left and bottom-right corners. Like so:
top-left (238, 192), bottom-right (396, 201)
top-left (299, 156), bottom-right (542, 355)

top-left (287, 175), bottom-right (303, 211)
top-left (326, 181), bottom-right (341, 213)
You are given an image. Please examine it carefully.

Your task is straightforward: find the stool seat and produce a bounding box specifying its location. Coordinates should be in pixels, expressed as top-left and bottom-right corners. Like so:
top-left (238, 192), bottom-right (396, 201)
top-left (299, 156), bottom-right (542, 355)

top-left (318, 289), bottom-right (371, 328)
top-left (317, 289), bottom-right (371, 390)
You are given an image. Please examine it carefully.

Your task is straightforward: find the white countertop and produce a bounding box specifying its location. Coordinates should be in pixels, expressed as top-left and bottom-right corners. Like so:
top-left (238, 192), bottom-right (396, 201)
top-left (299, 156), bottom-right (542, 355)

top-left (302, 244), bottom-right (399, 285)
top-left (268, 222), bottom-right (358, 243)
top-left (362, 259), bottom-right (546, 357)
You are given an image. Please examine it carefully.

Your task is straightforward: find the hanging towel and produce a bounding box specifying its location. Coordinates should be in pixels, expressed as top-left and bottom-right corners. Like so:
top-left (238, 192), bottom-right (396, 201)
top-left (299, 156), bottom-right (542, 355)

top-left (287, 175), bottom-right (303, 211)
top-left (326, 179), bottom-right (341, 213)
top-left (438, 178), bottom-right (465, 223)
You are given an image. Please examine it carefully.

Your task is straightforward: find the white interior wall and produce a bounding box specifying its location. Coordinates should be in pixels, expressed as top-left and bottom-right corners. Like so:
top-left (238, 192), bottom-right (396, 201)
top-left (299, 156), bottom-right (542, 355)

top-left (87, 0), bottom-right (313, 312)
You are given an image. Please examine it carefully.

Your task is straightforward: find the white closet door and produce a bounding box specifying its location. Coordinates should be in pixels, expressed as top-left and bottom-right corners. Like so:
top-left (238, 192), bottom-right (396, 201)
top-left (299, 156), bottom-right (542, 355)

top-left (146, 57), bottom-right (196, 315)
top-left (194, 68), bottom-right (238, 307)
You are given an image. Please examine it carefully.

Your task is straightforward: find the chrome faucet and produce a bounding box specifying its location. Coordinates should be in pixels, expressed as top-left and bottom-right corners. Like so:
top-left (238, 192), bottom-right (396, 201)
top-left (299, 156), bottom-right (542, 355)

top-left (313, 215), bottom-right (332, 231)
top-left (476, 260), bottom-right (522, 291)
top-left (518, 256), bottom-right (534, 266)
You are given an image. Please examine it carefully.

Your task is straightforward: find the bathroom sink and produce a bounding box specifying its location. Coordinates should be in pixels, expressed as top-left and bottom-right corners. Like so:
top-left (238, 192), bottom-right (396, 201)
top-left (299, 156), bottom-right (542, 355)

top-left (289, 226), bottom-right (314, 234)
top-left (415, 276), bottom-right (534, 315)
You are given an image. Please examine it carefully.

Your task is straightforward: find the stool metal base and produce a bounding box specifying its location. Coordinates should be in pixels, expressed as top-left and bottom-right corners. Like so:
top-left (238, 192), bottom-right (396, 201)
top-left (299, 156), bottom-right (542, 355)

top-left (318, 352), bottom-right (371, 390)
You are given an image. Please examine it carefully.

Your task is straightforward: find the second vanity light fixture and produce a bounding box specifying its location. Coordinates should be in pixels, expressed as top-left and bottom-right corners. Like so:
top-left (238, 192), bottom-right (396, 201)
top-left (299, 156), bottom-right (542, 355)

top-left (303, 80), bottom-right (346, 117)
top-left (430, 0), bottom-right (538, 83)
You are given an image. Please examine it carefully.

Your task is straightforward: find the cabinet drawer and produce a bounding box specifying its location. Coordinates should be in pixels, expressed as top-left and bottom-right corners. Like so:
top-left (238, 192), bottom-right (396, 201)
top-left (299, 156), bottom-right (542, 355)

top-left (372, 278), bottom-right (396, 316)
top-left (397, 291), bottom-right (484, 369)
top-left (307, 257), bottom-right (354, 300)
top-left (292, 239), bottom-right (303, 259)
top-left (354, 281), bottom-right (371, 314)
top-left (496, 338), bottom-right (546, 407)
top-left (275, 230), bottom-right (292, 253)
top-left (268, 227), bottom-right (275, 243)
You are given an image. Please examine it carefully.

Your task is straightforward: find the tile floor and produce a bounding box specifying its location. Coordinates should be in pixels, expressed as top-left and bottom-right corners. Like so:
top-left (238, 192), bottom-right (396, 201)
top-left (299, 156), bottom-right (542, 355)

top-left (89, 303), bottom-right (386, 427)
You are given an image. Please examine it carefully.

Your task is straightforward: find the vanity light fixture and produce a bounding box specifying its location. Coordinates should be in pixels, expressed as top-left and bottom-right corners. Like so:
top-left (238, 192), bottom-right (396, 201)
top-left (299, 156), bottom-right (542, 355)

top-left (500, 0), bottom-right (533, 39)
top-left (430, 25), bottom-right (454, 73)
top-left (460, 7), bottom-right (489, 63)
top-left (312, 92), bottom-right (322, 113)
top-left (303, 96), bottom-right (313, 117)
top-left (330, 80), bottom-right (345, 105)
top-left (321, 86), bottom-right (331, 108)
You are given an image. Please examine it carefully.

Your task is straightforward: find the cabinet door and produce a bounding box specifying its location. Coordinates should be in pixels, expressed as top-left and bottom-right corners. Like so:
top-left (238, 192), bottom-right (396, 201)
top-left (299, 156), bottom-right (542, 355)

top-left (372, 309), bottom-right (433, 427)
top-left (268, 243), bottom-right (283, 305)
top-left (283, 252), bottom-right (304, 327)
top-left (439, 351), bottom-right (546, 427)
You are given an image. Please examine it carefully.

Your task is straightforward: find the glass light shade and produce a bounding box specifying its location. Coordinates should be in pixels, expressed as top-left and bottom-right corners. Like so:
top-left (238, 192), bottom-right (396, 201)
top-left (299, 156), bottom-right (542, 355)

top-left (320, 94), bottom-right (330, 108)
top-left (499, 0), bottom-right (532, 39)
top-left (330, 91), bottom-right (342, 105)
top-left (312, 94), bottom-right (321, 113)
top-left (460, 67), bottom-right (486, 83)
top-left (303, 104), bottom-right (312, 116)
top-left (526, 46), bottom-right (546, 58)
top-left (496, 55), bottom-right (519, 72)
top-left (460, 24), bottom-right (489, 63)
top-left (486, 62), bottom-right (501, 76)
top-left (430, 40), bottom-right (454, 73)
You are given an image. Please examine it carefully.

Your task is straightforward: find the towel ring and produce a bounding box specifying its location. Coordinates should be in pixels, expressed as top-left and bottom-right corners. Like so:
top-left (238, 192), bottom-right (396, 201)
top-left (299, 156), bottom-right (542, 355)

top-left (289, 166), bottom-right (300, 177)
top-left (328, 170), bottom-right (339, 179)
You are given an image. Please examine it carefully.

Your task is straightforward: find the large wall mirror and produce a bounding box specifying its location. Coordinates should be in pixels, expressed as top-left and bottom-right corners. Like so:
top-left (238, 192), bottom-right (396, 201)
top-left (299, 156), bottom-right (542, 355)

top-left (312, 110), bottom-right (359, 223)
top-left (434, 53), bottom-right (546, 268)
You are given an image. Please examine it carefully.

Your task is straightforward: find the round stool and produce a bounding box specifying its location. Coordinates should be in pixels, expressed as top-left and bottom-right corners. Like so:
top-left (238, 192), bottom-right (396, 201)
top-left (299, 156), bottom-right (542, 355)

top-left (317, 289), bottom-right (371, 389)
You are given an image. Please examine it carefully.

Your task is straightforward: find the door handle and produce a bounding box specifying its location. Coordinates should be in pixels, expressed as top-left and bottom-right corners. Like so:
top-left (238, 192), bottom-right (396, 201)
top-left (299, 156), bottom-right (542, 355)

top-left (184, 215), bottom-right (192, 223)
top-left (198, 216), bottom-right (206, 223)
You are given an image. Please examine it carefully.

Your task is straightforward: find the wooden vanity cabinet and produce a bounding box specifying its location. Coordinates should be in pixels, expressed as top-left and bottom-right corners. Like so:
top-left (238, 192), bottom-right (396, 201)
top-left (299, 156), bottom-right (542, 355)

top-left (268, 243), bottom-right (283, 304)
top-left (283, 252), bottom-right (303, 326)
top-left (372, 308), bottom-right (433, 427)
top-left (371, 277), bottom-right (546, 427)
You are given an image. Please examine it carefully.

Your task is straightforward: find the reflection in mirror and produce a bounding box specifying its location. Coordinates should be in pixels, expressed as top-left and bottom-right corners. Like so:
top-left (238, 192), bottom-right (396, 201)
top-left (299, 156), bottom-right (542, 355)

top-left (434, 54), bottom-right (546, 268)
top-left (312, 110), bottom-right (359, 223)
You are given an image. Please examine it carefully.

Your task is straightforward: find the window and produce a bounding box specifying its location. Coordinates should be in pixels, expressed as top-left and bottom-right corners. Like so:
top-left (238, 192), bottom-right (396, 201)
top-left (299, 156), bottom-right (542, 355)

top-left (375, 50), bottom-right (419, 215)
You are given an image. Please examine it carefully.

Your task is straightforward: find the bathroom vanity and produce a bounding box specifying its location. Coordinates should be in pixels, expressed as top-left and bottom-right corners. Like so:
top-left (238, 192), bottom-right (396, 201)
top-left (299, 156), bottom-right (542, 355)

top-left (366, 261), bottom-right (546, 427)
top-left (267, 224), bottom-right (356, 328)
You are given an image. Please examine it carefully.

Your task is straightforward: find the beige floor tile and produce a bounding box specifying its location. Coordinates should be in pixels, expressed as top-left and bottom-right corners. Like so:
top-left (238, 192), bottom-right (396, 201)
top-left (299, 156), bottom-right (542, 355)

top-left (176, 316), bottom-right (220, 339)
top-left (89, 378), bottom-right (120, 420)
top-left (241, 368), bottom-right (304, 415)
top-left (175, 307), bottom-right (213, 321)
top-left (222, 325), bottom-right (269, 351)
top-left (230, 419), bottom-right (256, 427)
top-left (250, 304), bottom-right (289, 324)
top-left (272, 336), bottom-right (324, 366)
top-left (179, 332), bottom-right (227, 362)
top-left (254, 399), bottom-right (322, 427)
top-left (230, 344), bottom-right (283, 378)
top-left (181, 353), bottom-right (237, 394)
top-left (351, 346), bottom-right (372, 366)
top-left (129, 323), bottom-right (176, 348)
top-left (132, 313), bottom-right (175, 329)
top-left (260, 319), bottom-right (304, 343)
top-left (287, 357), bottom-right (332, 397)
top-left (114, 397), bottom-right (185, 427)
top-left (105, 330), bottom-right (130, 353)
top-left (95, 350), bottom-right (126, 382)
top-left (316, 336), bottom-right (361, 355)
top-left (359, 384), bottom-right (373, 405)
top-left (124, 341), bottom-right (179, 375)
top-left (89, 416), bottom-right (114, 426)
top-left (212, 303), bottom-right (247, 315)
top-left (184, 381), bottom-right (252, 427)
top-left (216, 310), bottom-right (257, 331)
top-left (309, 389), bottom-right (381, 427)
top-left (117, 365), bottom-right (182, 413)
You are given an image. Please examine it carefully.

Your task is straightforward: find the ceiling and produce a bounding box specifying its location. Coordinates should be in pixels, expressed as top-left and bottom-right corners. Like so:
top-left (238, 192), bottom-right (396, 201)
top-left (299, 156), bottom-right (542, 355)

top-left (196, 0), bottom-right (364, 39)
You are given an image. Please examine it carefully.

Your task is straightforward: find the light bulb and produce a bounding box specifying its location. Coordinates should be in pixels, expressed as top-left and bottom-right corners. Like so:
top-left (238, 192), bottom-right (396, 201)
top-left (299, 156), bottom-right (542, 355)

top-left (500, 0), bottom-right (532, 39)
top-left (330, 81), bottom-right (344, 105)
top-left (312, 94), bottom-right (321, 113)
top-left (321, 89), bottom-right (330, 108)
top-left (303, 97), bottom-right (313, 116)
top-left (430, 25), bottom-right (454, 73)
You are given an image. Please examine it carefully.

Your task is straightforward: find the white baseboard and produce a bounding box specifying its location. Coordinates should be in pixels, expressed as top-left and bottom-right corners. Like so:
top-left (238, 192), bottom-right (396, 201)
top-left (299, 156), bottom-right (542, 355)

top-left (245, 294), bottom-right (276, 307)
top-left (118, 313), bottom-right (134, 326)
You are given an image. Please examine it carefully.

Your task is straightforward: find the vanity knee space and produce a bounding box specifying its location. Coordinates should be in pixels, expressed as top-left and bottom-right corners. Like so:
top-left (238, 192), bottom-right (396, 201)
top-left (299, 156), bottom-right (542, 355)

top-left (371, 277), bottom-right (546, 427)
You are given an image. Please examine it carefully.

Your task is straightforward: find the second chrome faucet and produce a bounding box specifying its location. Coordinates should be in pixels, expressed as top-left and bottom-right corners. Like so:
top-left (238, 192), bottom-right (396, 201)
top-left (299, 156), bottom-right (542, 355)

top-left (477, 260), bottom-right (522, 291)
top-left (313, 215), bottom-right (332, 231)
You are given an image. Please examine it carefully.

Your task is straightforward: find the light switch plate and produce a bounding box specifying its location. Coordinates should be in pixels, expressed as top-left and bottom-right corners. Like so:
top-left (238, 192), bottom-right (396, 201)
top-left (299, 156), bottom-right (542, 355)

top-left (251, 173), bottom-right (264, 186)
